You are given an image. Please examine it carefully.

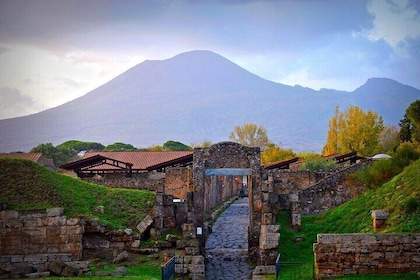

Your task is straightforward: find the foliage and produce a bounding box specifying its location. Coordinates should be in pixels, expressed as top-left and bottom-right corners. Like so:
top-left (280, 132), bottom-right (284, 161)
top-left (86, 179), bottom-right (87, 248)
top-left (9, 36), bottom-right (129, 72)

top-left (276, 159), bottom-right (420, 279)
top-left (191, 140), bottom-right (213, 148)
top-left (104, 142), bottom-right (138, 151)
top-left (399, 114), bottom-right (413, 143)
top-left (260, 143), bottom-right (295, 164)
top-left (323, 106), bottom-right (384, 157)
top-left (162, 140), bottom-right (192, 151)
top-left (229, 123), bottom-right (270, 150)
top-left (0, 159), bottom-right (154, 228)
top-left (392, 142), bottom-right (420, 168)
top-left (378, 125), bottom-right (399, 154)
top-left (57, 140), bottom-right (105, 152)
top-left (299, 157), bottom-right (336, 171)
top-left (353, 142), bottom-right (420, 189)
top-left (406, 99), bottom-right (420, 142)
top-left (30, 143), bottom-right (77, 166)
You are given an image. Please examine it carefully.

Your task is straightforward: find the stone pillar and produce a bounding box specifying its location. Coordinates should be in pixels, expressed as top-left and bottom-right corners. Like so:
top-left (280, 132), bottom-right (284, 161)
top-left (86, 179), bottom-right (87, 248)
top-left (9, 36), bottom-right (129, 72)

top-left (259, 224), bottom-right (280, 265)
top-left (371, 210), bottom-right (389, 231)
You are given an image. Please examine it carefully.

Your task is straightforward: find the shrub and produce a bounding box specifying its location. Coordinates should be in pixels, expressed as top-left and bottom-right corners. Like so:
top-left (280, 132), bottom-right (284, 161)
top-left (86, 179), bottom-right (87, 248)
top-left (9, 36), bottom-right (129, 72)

top-left (299, 158), bottom-right (336, 171)
top-left (404, 198), bottom-right (419, 214)
top-left (352, 159), bottom-right (397, 189)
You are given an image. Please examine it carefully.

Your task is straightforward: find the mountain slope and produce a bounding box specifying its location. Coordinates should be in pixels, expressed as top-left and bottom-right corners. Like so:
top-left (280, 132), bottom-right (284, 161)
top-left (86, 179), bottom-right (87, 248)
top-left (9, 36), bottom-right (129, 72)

top-left (0, 50), bottom-right (419, 153)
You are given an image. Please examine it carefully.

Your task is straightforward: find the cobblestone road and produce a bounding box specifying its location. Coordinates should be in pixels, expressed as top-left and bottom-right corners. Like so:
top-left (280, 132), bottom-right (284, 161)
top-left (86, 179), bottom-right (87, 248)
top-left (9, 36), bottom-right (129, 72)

top-left (205, 197), bottom-right (254, 279)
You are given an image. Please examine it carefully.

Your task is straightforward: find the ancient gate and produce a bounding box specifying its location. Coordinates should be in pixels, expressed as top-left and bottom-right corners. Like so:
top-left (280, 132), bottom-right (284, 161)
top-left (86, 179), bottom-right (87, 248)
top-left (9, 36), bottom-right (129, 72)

top-left (193, 142), bottom-right (273, 263)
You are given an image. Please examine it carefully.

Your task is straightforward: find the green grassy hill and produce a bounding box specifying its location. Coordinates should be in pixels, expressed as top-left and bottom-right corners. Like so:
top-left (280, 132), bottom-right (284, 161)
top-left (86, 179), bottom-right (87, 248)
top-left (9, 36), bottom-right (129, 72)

top-left (0, 158), bottom-right (155, 229)
top-left (276, 159), bottom-right (420, 279)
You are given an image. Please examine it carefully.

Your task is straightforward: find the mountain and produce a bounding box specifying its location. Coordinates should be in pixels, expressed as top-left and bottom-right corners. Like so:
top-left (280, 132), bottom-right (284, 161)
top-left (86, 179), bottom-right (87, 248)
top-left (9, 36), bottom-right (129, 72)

top-left (0, 50), bottom-right (419, 153)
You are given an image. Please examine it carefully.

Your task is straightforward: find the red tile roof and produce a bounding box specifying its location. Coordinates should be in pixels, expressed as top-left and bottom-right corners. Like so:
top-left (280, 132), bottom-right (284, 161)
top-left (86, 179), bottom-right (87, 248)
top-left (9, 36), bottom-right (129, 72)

top-left (0, 152), bottom-right (43, 162)
top-left (81, 151), bottom-right (193, 171)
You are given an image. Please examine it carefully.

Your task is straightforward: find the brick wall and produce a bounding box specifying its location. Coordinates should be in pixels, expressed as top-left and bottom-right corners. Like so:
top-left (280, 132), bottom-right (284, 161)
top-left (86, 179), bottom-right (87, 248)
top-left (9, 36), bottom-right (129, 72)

top-left (313, 234), bottom-right (420, 279)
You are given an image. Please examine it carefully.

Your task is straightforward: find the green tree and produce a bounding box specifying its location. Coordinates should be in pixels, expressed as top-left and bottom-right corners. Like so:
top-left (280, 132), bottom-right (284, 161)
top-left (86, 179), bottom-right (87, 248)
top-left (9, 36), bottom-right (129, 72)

top-left (103, 142), bottom-right (138, 151)
top-left (30, 143), bottom-right (77, 166)
top-left (398, 114), bottom-right (413, 143)
top-left (57, 140), bottom-right (104, 152)
top-left (229, 123), bottom-right (270, 150)
top-left (323, 106), bottom-right (384, 157)
top-left (162, 140), bottom-right (192, 151)
top-left (406, 100), bottom-right (420, 143)
top-left (261, 143), bottom-right (295, 164)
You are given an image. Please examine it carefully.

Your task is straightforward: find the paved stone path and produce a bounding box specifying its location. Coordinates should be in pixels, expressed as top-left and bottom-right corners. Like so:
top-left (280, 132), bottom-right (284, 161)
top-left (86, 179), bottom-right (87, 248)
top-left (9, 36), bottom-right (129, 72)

top-left (205, 197), bottom-right (254, 279)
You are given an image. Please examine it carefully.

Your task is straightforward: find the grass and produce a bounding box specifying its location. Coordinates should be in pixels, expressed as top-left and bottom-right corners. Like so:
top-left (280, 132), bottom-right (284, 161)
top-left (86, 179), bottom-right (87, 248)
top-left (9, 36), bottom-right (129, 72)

top-left (275, 159), bottom-right (420, 279)
top-left (0, 158), bottom-right (155, 229)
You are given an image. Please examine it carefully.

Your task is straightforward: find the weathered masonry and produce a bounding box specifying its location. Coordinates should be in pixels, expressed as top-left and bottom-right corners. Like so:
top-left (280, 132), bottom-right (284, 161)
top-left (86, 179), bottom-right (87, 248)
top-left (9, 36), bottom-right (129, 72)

top-left (313, 234), bottom-right (420, 279)
top-left (193, 142), bottom-right (279, 264)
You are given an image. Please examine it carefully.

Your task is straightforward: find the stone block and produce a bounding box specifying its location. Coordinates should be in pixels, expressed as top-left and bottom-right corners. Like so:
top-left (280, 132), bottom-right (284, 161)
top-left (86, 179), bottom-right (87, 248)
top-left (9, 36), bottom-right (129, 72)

top-left (46, 208), bottom-right (64, 217)
top-left (10, 255), bottom-right (24, 263)
top-left (1, 210), bottom-right (19, 220)
top-left (136, 215), bottom-right (153, 234)
top-left (66, 218), bottom-right (80, 226)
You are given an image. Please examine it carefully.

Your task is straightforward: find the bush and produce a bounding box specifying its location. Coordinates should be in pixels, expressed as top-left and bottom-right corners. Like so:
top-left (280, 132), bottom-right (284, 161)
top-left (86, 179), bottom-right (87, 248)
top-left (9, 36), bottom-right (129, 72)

top-left (352, 159), bottom-right (397, 189)
top-left (404, 198), bottom-right (419, 214)
top-left (299, 158), bottom-right (336, 171)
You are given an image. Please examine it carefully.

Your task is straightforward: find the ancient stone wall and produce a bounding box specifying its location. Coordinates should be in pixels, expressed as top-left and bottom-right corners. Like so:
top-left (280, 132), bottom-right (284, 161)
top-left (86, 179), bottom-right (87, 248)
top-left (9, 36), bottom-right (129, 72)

top-left (313, 234), bottom-right (420, 279)
top-left (0, 208), bottom-right (83, 278)
top-left (269, 162), bottom-right (367, 215)
top-left (298, 163), bottom-right (367, 215)
top-left (165, 167), bottom-right (193, 200)
top-left (84, 171), bottom-right (165, 191)
top-left (0, 208), bottom-right (83, 260)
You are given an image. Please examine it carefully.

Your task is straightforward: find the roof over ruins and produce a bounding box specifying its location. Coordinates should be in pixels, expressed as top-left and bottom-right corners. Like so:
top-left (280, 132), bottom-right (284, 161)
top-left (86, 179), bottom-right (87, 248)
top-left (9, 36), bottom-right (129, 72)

top-left (60, 151), bottom-right (194, 175)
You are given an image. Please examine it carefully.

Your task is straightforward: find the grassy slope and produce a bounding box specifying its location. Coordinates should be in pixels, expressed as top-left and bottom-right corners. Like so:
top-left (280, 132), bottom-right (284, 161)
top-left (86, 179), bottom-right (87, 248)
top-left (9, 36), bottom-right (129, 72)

top-left (0, 158), bottom-right (155, 229)
top-left (276, 159), bottom-right (420, 279)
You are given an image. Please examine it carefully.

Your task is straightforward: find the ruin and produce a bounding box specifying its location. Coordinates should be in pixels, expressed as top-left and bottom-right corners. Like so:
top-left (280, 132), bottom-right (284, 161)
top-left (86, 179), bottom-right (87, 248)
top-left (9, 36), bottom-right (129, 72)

top-left (4, 142), bottom-right (392, 278)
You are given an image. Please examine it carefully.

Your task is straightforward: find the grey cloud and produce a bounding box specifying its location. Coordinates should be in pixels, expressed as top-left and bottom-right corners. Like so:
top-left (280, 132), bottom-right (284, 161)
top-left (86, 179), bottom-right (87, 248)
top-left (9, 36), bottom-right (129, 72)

top-left (0, 87), bottom-right (41, 119)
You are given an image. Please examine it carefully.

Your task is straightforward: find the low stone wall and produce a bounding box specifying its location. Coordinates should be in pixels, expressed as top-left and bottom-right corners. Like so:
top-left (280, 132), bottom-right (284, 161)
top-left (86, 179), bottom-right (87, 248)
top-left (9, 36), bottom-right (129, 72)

top-left (84, 172), bottom-right (165, 191)
top-left (0, 208), bottom-right (83, 260)
top-left (313, 234), bottom-right (420, 279)
top-left (299, 163), bottom-right (367, 215)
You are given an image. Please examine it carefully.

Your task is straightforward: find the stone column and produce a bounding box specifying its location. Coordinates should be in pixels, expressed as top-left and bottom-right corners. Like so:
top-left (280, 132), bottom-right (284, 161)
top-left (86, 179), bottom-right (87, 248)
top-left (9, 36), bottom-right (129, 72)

top-left (371, 210), bottom-right (389, 231)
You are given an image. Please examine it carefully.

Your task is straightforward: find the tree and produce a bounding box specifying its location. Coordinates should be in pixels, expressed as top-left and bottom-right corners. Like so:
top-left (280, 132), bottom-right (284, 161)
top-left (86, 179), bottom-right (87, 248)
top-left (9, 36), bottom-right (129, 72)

top-left (323, 106), bottom-right (384, 157)
top-left (57, 140), bottom-right (104, 152)
top-left (103, 142), bottom-right (138, 151)
top-left (406, 100), bottom-right (420, 143)
top-left (323, 106), bottom-right (340, 156)
top-left (399, 114), bottom-right (413, 143)
top-left (162, 140), bottom-right (192, 151)
top-left (229, 123), bottom-right (270, 150)
top-left (378, 125), bottom-right (399, 153)
top-left (30, 143), bottom-right (77, 166)
top-left (261, 143), bottom-right (295, 164)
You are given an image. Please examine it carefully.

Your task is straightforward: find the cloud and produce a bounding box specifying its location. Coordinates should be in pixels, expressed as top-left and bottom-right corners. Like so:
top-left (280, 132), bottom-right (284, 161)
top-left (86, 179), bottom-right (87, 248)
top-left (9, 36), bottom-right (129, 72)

top-left (364, 0), bottom-right (420, 47)
top-left (0, 87), bottom-right (42, 119)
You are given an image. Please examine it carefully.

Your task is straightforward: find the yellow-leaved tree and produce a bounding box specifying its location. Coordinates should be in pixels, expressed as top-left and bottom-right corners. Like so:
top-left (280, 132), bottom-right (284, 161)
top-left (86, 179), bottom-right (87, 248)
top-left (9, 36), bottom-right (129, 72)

top-left (323, 106), bottom-right (384, 157)
top-left (229, 123), bottom-right (270, 150)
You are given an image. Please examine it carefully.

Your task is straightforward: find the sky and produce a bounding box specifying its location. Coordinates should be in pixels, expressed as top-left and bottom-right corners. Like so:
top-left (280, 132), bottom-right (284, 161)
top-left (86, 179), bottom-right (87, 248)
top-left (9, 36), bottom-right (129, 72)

top-left (0, 0), bottom-right (419, 120)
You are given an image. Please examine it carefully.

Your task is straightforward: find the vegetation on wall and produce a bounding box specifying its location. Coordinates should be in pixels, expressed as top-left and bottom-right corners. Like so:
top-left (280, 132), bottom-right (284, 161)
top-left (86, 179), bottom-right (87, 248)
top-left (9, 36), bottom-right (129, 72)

top-left (0, 158), bottom-right (154, 228)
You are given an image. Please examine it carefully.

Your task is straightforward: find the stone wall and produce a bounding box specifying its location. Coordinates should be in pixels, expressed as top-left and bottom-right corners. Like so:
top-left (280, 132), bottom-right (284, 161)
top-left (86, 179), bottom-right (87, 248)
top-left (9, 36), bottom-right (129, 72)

top-left (0, 208), bottom-right (83, 278)
top-left (0, 208), bottom-right (83, 260)
top-left (84, 171), bottom-right (165, 191)
top-left (165, 167), bottom-right (193, 200)
top-left (298, 163), bottom-right (367, 215)
top-left (270, 162), bottom-right (367, 215)
top-left (313, 233), bottom-right (420, 279)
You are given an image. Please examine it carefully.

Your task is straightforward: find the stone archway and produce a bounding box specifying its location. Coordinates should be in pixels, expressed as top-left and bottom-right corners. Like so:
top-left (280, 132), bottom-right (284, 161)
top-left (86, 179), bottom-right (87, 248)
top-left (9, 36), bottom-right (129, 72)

top-left (192, 142), bottom-right (264, 263)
